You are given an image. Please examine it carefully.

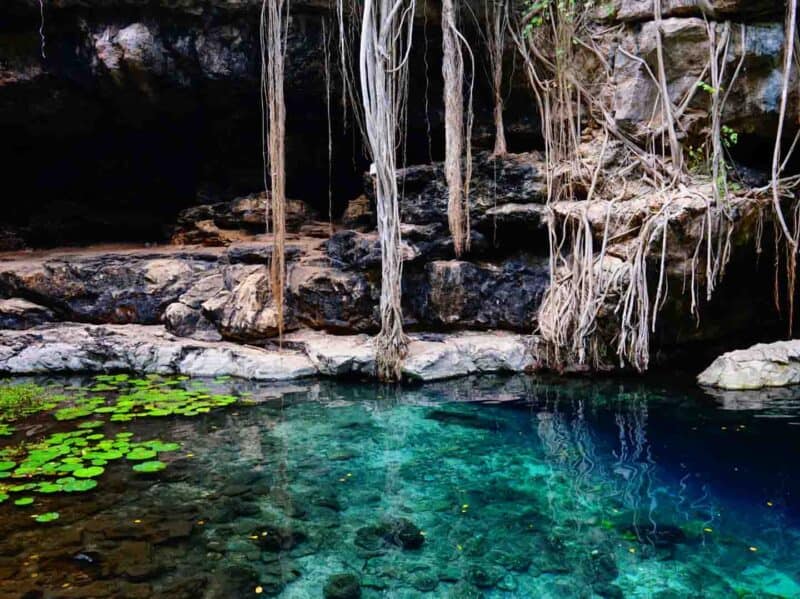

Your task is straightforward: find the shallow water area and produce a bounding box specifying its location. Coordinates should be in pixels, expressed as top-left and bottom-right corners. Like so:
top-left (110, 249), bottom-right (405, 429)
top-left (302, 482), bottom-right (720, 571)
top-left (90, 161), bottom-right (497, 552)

top-left (0, 374), bottom-right (799, 598)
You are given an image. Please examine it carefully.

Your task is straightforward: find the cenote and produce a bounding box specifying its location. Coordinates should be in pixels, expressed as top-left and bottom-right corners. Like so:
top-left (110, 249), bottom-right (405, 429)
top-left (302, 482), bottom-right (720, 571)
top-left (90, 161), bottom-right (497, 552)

top-left (0, 374), bottom-right (798, 598)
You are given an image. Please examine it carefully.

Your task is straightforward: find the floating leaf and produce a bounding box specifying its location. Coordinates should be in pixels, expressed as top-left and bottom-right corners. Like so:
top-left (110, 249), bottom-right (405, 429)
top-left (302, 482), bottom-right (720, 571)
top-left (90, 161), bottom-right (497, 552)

top-left (14, 497), bottom-right (34, 506)
top-left (63, 479), bottom-right (98, 493)
top-left (126, 448), bottom-right (157, 461)
top-left (73, 466), bottom-right (104, 479)
top-left (0, 461), bottom-right (15, 472)
top-left (132, 461), bottom-right (166, 474)
top-left (34, 512), bottom-right (60, 523)
top-left (144, 441), bottom-right (180, 453)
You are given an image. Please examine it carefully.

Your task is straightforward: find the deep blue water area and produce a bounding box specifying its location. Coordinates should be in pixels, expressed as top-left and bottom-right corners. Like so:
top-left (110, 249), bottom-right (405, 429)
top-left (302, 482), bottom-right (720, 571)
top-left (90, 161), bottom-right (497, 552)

top-left (0, 374), bottom-right (799, 598)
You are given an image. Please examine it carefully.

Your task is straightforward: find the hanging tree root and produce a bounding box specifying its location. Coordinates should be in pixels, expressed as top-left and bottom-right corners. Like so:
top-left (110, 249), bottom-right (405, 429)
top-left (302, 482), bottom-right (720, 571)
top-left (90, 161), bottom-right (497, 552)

top-left (508, 1), bottom-right (800, 372)
top-left (357, 0), bottom-right (416, 381)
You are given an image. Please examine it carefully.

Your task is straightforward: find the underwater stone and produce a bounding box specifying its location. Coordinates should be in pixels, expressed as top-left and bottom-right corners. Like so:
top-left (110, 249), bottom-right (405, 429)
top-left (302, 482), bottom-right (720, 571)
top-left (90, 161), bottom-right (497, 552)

top-left (355, 517), bottom-right (425, 551)
top-left (466, 565), bottom-right (504, 589)
top-left (249, 524), bottom-right (306, 552)
top-left (593, 582), bottom-right (625, 599)
top-left (323, 573), bottom-right (361, 599)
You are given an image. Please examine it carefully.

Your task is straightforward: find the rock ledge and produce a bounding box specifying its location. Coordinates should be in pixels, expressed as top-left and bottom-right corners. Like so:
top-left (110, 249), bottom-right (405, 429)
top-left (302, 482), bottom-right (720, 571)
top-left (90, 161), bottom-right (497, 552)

top-left (0, 324), bottom-right (533, 383)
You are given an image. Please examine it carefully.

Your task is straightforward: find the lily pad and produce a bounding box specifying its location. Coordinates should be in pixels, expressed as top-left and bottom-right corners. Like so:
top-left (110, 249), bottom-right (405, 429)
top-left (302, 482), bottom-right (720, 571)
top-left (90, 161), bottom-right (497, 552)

top-left (73, 466), bottom-right (105, 479)
top-left (14, 497), bottom-right (34, 506)
top-left (63, 479), bottom-right (98, 493)
top-left (132, 461), bottom-right (166, 474)
top-left (0, 461), bottom-right (15, 472)
top-left (126, 448), bottom-right (157, 461)
top-left (34, 512), bottom-right (60, 523)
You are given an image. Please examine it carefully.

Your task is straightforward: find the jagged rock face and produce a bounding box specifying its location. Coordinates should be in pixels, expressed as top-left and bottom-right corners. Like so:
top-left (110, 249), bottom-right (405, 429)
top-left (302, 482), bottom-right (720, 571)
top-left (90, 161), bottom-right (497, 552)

top-left (612, 18), bottom-right (794, 139)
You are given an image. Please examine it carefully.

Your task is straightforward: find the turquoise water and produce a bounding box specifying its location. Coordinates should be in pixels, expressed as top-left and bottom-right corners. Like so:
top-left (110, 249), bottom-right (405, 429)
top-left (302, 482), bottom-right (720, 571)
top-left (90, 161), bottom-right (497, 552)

top-left (1, 375), bottom-right (800, 598)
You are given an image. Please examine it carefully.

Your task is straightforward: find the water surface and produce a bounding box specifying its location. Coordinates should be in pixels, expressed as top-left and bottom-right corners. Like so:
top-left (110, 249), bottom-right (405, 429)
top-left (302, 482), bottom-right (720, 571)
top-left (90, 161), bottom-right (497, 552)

top-left (1, 374), bottom-right (799, 598)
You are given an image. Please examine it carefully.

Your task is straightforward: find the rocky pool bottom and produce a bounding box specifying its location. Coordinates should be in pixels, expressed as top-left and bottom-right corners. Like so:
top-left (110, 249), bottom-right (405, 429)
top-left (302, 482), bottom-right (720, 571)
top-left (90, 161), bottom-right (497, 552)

top-left (0, 375), bottom-right (799, 598)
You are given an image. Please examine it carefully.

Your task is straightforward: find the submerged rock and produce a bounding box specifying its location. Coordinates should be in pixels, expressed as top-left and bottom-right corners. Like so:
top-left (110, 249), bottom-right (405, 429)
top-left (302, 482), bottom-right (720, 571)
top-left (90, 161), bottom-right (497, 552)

top-left (355, 517), bottom-right (425, 551)
top-left (323, 573), bottom-right (361, 599)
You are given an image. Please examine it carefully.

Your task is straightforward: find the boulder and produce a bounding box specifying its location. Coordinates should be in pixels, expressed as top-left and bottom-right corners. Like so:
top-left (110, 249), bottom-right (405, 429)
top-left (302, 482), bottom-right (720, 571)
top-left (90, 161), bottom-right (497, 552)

top-left (698, 340), bottom-right (800, 389)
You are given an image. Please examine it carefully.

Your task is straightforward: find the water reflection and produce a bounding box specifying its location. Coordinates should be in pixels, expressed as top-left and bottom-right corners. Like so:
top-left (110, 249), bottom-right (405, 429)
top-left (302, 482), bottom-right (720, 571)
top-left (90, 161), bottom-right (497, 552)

top-left (1, 375), bottom-right (800, 597)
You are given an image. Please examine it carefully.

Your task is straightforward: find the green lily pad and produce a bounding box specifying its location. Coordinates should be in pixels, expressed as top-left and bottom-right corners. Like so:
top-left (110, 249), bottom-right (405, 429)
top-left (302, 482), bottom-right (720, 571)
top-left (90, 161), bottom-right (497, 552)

top-left (36, 483), bottom-right (63, 494)
top-left (126, 448), bottom-right (157, 461)
top-left (63, 479), bottom-right (97, 493)
top-left (132, 461), bottom-right (166, 474)
top-left (33, 512), bottom-right (60, 523)
top-left (77, 421), bottom-right (104, 429)
top-left (0, 493), bottom-right (8, 503)
top-left (14, 497), bottom-right (34, 506)
top-left (73, 466), bottom-right (104, 479)
top-left (145, 441), bottom-right (180, 453)
top-left (0, 461), bottom-right (15, 472)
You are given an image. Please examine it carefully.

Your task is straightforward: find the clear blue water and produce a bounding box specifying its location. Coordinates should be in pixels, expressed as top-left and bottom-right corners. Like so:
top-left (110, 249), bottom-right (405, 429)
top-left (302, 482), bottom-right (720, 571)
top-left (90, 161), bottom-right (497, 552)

top-left (1, 374), bottom-right (800, 598)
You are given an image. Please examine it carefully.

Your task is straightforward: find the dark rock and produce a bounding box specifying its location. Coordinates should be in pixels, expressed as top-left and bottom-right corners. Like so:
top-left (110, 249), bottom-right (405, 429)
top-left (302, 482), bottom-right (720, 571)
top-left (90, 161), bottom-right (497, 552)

top-left (406, 255), bottom-right (549, 331)
top-left (370, 152), bottom-right (547, 230)
top-left (466, 565), bottom-right (504, 589)
top-left (0, 250), bottom-right (218, 325)
top-left (593, 582), bottom-right (625, 599)
top-left (249, 524), bottom-right (306, 552)
top-left (172, 193), bottom-right (317, 246)
top-left (355, 517), bottom-right (425, 551)
top-left (323, 573), bottom-right (361, 599)
top-left (340, 195), bottom-right (375, 231)
top-left (426, 409), bottom-right (503, 431)
top-left (586, 550), bottom-right (619, 584)
top-left (0, 298), bottom-right (55, 329)
top-left (289, 265), bottom-right (379, 333)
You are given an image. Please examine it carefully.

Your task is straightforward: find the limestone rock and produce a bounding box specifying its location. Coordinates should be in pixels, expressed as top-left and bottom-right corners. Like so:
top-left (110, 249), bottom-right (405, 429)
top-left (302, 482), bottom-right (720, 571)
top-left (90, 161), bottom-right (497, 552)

top-left (0, 298), bottom-right (55, 330)
top-left (0, 324), bottom-right (533, 383)
top-left (285, 330), bottom-right (375, 377)
top-left (698, 340), bottom-right (800, 389)
top-left (407, 256), bottom-right (550, 331)
top-left (607, 0), bottom-right (783, 22)
top-left (0, 324), bottom-right (317, 380)
top-left (367, 152), bottom-right (547, 235)
top-left (613, 18), bottom-right (793, 139)
top-left (0, 248), bottom-right (219, 325)
top-left (172, 193), bottom-right (317, 246)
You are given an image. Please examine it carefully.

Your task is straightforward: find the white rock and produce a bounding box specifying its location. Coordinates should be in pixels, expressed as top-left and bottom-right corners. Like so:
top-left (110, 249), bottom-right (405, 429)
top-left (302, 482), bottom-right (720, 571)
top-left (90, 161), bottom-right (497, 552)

top-left (0, 325), bottom-right (533, 383)
top-left (285, 330), bottom-right (375, 376)
top-left (0, 324), bottom-right (316, 381)
top-left (698, 340), bottom-right (800, 390)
